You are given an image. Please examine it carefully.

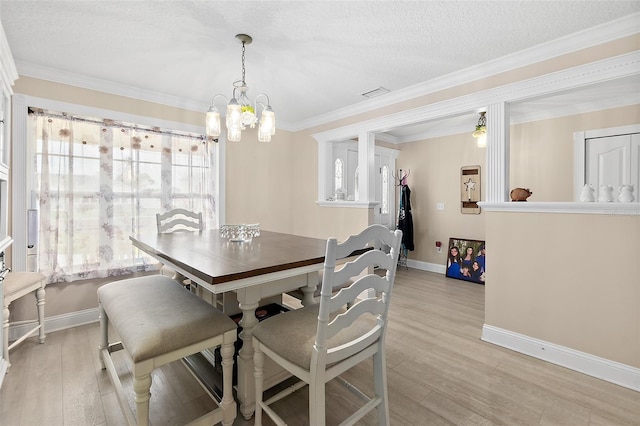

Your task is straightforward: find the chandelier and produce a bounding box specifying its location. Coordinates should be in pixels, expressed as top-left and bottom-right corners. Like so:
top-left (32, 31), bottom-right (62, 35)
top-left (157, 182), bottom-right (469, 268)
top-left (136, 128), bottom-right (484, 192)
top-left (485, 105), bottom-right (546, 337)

top-left (206, 34), bottom-right (276, 143)
top-left (472, 111), bottom-right (486, 148)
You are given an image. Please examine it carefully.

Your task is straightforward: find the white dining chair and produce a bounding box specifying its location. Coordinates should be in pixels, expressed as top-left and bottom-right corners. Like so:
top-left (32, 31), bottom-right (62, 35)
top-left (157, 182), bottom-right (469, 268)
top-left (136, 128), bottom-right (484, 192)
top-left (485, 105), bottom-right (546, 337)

top-left (252, 224), bottom-right (403, 425)
top-left (155, 208), bottom-right (203, 290)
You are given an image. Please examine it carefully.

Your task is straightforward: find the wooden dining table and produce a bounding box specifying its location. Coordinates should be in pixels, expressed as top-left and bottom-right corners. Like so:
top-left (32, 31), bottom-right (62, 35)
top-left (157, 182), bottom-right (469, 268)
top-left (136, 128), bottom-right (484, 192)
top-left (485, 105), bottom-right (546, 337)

top-left (130, 229), bottom-right (330, 420)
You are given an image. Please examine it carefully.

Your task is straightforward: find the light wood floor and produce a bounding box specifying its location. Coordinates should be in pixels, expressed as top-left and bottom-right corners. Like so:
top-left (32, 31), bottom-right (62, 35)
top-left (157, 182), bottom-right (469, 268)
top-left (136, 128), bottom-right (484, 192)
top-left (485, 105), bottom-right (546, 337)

top-left (1, 268), bottom-right (639, 425)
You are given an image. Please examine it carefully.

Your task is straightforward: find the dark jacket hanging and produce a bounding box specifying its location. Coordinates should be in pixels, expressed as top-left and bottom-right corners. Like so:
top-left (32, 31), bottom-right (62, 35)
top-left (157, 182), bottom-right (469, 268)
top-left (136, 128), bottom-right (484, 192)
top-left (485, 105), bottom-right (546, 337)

top-left (397, 184), bottom-right (414, 251)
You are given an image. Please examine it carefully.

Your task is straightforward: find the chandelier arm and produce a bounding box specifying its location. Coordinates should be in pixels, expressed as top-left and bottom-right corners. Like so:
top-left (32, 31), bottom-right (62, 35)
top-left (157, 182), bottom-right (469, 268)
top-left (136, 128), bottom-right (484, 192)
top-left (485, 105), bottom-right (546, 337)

top-left (255, 93), bottom-right (271, 108)
top-left (210, 93), bottom-right (229, 108)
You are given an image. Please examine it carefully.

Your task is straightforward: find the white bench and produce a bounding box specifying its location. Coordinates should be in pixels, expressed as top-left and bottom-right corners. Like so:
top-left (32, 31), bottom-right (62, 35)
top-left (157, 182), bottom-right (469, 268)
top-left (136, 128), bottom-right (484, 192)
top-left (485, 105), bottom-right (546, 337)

top-left (98, 275), bottom-right (237, 426)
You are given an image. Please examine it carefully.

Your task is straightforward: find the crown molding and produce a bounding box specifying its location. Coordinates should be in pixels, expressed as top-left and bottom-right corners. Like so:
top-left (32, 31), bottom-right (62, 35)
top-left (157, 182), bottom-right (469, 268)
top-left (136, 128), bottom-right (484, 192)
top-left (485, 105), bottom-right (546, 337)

top-left (391, 88), bottom-right (640, 144)
top-left (15, 60), bottom-right (208, 112)
top-left (295, 12), bottom-right (640, 132)
top-left (11, 13), bottom-right (639, 134)
top-left (0, 22), bottom-right (18, 92)
top-left (312, 51), bottom-right (640, 143)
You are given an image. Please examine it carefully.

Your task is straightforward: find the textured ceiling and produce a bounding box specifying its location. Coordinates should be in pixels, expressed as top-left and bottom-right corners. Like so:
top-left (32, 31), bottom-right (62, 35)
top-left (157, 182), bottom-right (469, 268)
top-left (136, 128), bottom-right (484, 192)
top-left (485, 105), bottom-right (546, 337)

top-left (1, 1), bottom-right (639, 134)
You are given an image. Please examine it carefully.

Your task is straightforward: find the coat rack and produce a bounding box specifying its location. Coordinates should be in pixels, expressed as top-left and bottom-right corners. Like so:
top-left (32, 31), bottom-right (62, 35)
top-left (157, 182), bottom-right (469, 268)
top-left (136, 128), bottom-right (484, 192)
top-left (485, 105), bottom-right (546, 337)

top-left (392, 169), bottom-right (410, 186)
top-left (393, 169), bottom-right (412, 269)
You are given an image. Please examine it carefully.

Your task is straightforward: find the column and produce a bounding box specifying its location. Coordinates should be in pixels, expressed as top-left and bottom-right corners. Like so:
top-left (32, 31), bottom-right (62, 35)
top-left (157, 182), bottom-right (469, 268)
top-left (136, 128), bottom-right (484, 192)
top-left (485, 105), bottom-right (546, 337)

top-left (485, 102), bottom-right (510, 202)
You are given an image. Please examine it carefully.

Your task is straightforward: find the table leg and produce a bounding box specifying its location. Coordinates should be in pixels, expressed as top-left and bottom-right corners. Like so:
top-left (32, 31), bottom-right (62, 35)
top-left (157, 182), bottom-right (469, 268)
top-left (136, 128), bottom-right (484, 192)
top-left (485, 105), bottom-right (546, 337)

top-left (300, 271), bottom-right (318, 306)
top-left (235, 288), bottom-right (260, 420)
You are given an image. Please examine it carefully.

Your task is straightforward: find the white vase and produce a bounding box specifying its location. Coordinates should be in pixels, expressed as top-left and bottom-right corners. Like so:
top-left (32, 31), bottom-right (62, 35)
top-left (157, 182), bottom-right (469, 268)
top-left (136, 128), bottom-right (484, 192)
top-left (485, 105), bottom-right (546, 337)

top-left (618, 185), bottom-right (635, 203)
top-left (579, 184), bottom-right (595, 202)
top-left (598, 185), bottom-right (614, 202)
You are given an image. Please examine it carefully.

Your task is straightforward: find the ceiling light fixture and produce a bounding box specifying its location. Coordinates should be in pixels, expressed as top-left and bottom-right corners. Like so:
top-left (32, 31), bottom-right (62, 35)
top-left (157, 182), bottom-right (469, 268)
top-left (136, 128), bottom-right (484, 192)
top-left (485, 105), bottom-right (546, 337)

top-left (472, 111), bottom-right (487, 148)
top-left (206, 34), bottom-right (275, 143)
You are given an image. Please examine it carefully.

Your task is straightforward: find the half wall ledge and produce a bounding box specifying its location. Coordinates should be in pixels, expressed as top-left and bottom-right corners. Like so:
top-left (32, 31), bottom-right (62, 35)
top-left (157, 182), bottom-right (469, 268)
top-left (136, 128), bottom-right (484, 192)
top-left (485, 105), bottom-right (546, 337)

top-left (478, 202), bottom-right (640, 216)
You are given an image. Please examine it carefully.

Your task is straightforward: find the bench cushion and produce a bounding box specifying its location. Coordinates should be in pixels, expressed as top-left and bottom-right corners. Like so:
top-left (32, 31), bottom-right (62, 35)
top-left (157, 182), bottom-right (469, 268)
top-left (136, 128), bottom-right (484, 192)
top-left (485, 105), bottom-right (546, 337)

top-left (4, 272), bottom-right (46, 300)
top-left (98, 275), bottom-right (236, 362)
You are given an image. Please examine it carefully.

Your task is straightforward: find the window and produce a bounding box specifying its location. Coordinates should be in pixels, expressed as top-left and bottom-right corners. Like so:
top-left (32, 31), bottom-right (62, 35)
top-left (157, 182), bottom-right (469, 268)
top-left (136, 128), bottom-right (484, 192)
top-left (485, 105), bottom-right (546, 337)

top-left (381, 165), bottom-right (389, 214)
top-left (29, 110), bottom-right (217, 282)
top-left (334, 158), bottom-right (344, 192)
top-left (354, 165), bottom-right (359, 201)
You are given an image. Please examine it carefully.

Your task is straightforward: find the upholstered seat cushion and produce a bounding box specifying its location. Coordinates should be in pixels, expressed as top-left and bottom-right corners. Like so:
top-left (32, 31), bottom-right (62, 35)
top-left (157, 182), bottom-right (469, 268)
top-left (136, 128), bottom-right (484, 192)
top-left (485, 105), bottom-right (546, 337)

top-left (4, 272), bottom-right (46, 301)
top-left (252, 303), bottom-right (374, 370)
top-left (97, 275), bottom-right (236, 363)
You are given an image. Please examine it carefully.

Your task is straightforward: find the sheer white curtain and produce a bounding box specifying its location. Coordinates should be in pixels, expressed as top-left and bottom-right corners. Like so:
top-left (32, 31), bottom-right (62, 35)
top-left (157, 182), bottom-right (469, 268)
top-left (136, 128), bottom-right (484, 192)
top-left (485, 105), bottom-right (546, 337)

top-left (29, 111), bottom-right (217, 282)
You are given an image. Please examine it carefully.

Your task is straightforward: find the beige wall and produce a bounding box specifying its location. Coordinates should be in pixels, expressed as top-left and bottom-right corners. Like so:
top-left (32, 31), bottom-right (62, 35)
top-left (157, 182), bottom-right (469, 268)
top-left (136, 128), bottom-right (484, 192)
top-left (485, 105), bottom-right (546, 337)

top-left (224, 125), bottom-right (295, 233)
top-left (290, 133), bottom-right (371, 241)
top-left (486, 212), bottom-right (640, 367)
top-left (396, 133), bottom-right (486, 266)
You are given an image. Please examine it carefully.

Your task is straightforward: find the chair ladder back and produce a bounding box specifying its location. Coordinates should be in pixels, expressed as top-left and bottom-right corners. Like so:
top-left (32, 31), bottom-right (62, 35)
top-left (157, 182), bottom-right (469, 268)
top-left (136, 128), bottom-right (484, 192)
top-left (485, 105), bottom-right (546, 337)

top-left (326, 325), bottom-right (383, 365)
top-left (316, 225), bottom-right (402, 362)
top-left (329, 274), bottom-right (388, 313)
top-left (327, 296), bottom-right (386, 337)
top-left (332, 224), bottom-right (400, 259)
top-left (156, 208), bottom-right (203, 233)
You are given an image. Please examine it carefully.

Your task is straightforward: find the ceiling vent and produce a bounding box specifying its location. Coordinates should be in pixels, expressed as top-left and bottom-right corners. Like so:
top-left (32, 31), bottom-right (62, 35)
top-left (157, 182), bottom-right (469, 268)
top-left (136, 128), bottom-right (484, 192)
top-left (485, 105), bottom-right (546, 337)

top-left (361, 86), bottom-right (390, 98)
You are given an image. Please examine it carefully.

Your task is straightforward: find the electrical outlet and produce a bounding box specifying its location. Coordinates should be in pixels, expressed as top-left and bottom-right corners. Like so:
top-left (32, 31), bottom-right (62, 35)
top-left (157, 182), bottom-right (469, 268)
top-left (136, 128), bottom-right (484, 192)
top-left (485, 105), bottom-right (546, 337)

top-left (436, 202), bottom-right (445, 211)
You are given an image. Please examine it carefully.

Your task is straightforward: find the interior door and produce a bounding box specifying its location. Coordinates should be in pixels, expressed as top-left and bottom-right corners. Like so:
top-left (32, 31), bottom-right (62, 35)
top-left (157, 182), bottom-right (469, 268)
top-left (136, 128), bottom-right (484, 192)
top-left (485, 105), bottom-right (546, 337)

top-left (586, 134), bottom-right (636, 199)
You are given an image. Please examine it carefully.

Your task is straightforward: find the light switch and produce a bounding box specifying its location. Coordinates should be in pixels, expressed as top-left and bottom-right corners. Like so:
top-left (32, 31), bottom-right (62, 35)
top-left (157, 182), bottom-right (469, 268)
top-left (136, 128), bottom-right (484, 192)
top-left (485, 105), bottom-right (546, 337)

top-left (436, 202), bottom-right (445, 211)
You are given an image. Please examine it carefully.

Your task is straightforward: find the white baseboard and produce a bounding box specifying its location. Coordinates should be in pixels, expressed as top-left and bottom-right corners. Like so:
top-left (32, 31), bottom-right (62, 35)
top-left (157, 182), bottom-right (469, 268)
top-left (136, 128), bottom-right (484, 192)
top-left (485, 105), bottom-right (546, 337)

top-left (8, 307), bottom-right (100, 342)
top-left (405, 258), bottom-right (446, 274)
top-left (482, 324), bottom-right (640, 392)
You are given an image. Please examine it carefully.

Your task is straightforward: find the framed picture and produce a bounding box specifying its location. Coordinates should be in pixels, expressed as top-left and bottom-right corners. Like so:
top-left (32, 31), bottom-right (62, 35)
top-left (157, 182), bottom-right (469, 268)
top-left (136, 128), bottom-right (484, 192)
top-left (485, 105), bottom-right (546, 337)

top-left (445, 238), bottom-right (485, 284)
top-left (460, 165), bottom-right (481, 214)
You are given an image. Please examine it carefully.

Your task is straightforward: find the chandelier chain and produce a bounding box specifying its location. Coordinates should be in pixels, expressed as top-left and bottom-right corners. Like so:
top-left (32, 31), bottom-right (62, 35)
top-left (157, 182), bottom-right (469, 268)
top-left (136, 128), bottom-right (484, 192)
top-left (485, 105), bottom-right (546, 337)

top-left (241, 41), bottom-right (246, 84)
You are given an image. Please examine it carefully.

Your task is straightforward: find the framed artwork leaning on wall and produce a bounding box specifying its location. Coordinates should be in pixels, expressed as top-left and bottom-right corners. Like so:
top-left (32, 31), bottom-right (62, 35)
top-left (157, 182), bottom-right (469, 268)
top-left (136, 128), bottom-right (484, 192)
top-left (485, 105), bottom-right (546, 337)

top-left (446, 238), bottom-right (485, 284)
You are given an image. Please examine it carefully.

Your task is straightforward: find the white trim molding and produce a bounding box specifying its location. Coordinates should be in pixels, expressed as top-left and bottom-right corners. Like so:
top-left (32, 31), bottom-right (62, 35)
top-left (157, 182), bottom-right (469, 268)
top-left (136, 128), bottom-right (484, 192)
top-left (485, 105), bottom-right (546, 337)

top-left (8, 307), bottom-right (99, 343)
top-left (479, 201), bottom-right (640, 215)
top-left (312, 51), bottom-right (640, 145)
top-left (482, 324), bottom-right (640, 392)
top-left (316, 201), bottom-right (379, 209)
top-left (404, 259), bottom-right (446, 275)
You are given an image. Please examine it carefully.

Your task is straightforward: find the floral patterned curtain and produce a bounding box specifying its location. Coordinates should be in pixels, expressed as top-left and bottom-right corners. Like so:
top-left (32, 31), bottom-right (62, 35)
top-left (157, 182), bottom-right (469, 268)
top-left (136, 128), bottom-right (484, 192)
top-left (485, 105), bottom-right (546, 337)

top-left (29, 111), bottom-right (217, 283)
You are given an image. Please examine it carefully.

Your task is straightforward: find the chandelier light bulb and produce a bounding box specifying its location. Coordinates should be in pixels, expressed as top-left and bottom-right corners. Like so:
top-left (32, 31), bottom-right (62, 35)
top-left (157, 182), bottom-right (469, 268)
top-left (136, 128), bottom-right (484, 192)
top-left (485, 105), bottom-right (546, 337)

top-left (258, 107), bottom-right (275, 142)
top-left (472, 111), bottom-right (487, 148)
top-left (226, 98), bottom-right (242, 134)
top-left (205, 105), bottom-right (221, 139)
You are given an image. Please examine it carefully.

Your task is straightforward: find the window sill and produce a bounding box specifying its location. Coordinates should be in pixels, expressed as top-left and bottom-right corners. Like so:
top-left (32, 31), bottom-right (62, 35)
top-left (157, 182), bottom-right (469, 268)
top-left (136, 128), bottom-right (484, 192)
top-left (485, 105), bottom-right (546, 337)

top-left (316, 200), bottom-right (379, 208)
top-left (479, 201), bottom-right (640, 215)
